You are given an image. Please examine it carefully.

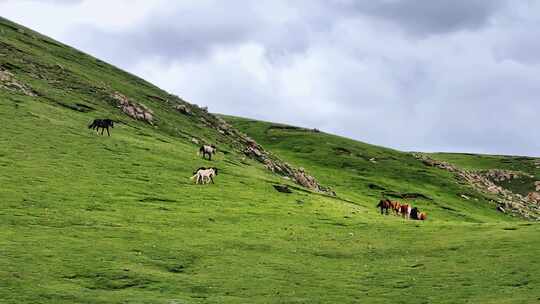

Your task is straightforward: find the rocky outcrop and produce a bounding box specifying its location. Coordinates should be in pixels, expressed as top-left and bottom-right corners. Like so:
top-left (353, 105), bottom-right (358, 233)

top-left (112, 92), bottom-right (154, 124)
top-left (480, 169), bottom-right (532, 182)
top-left (527, 192), bottom-right (540, 204)
top-left (414, 154), bottom-right (540, 220)
top-left (175, 104), bottom-right (192, 115)
top-left (243, 140), bottom-right (336, 196)
top-left (166, 95), bottom-right (335, 196)
top-left (0, 68), bottom-right (37, 96)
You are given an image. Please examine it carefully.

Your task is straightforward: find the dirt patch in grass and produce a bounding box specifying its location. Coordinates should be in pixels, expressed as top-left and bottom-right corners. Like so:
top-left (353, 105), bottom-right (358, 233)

top-left (64, 271), bottom-right (157, 290)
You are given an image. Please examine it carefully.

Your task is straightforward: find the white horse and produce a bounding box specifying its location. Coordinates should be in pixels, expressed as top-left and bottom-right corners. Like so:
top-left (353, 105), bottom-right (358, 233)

top-left (199, 145), bottom-right (217, 160)
top-left (191, 167), bottom-right (218, 184)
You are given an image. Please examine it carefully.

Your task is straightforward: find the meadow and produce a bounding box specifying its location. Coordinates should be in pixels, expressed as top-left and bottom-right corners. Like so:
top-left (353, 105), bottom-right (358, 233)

top-left (1, 17), bottom-right (539, 303)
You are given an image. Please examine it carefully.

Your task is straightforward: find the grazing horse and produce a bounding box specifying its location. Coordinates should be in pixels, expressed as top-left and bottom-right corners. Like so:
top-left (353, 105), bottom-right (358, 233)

top-left (391, 201), bottom-right (401, 215)
top-left (411, 207), bottom-right (427, 220)
top-left (399, 204), bottom-right (412, 219)
top-left (410, 207), bottom-right (419, 220)
top-left (199, 145), bottom-right (217, 160)
top-left (191, 167), bottom-right (218, 184)
top-left (88, 119), bottom-right (114, 136)
top-left (377, 199), bottom-right (392, 215)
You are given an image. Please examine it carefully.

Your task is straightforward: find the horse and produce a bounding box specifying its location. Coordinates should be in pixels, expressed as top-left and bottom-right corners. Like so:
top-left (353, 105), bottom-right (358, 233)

top-left (390, 201), bottom-right (401, 216)
top-left (199, 144), bottom-right (217, 160)
top-left (410, 207), bottom-right (419, 220)
top-left (399, 204), bottom-right (412, 219)
top-left (411, 207), bottom-right (427, 220)
top-left (88, 119), bottom-right (114, 136)
top-left (376, 199), bottom-right (392, 215)
top-left (191, 167), bottom-right (218, 184)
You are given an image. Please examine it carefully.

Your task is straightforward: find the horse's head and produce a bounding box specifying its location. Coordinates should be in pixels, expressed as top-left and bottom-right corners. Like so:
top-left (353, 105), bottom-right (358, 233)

top-left (212, 167), bottom-right (218, 175)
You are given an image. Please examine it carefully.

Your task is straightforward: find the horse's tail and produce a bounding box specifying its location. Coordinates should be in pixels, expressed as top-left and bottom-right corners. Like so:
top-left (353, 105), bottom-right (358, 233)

top-left (88, 120), bottom-right (96, 129)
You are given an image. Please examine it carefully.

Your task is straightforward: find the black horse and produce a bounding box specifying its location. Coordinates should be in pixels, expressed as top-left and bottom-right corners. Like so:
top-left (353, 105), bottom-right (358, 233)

top-left (410, 207), bottom-right (419, 220)
top-left (376, 199), bottom-right (392, 215)
top-left (88, 119), bottom-right (114, 136)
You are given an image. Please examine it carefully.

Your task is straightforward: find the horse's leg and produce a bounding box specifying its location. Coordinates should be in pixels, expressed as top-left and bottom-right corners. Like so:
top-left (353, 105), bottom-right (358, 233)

top-left (106, 127), bottom-right (110, 136)
top-left (100, 127), bottom-right (104, 135)
top-left (210, 176), bottom-right (214, 184)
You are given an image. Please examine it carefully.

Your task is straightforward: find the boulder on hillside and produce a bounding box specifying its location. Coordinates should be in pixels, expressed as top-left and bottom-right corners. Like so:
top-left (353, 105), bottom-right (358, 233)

top-left (527, 192), bottom-right (540, 204)
top-left (481, 169), bottom-right (531, 182)
top-left (175, 104), bottom-right (192, 115)
top-left (112, 91), bottom-right (154, 124)
top-left (0, 68), bottom-right (37, 96)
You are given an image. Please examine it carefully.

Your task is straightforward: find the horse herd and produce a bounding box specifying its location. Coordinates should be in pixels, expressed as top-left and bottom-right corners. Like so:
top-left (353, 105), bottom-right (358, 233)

top-left (377, 199), bottom-right (427, 220)
top-left (89, 119), bottom-right (429, 220)
top-left (89, 118), bottom-right (219, 185)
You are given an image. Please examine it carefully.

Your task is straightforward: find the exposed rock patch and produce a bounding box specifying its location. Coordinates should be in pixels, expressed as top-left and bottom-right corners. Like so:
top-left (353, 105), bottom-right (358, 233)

top-left (480, 169), bottom-right (532, 183)
top-left (415, 153), bottom-right (540, 220)
top-left (175, 104), bottom-right (192, 115)
top-left (112, 92), bottom-right (154, 124)
top-left (168, 99), bottom-right (335, 195)
top-left (527, 192), bottom-right (540, 204)
top-left (0, 68), bottom-right (37, 96)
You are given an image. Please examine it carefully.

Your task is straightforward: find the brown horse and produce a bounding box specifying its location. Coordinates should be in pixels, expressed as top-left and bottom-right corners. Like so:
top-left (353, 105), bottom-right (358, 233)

top-left (390, 201), bottom-right (401, 215)
top-left (377, 199), bottom-right (392, 215)
top-left (399, 204), bottom-right (412, 219)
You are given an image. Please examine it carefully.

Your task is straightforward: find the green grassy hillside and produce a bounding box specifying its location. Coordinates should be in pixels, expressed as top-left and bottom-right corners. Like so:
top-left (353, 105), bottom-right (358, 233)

top-left (1, 17), bottom-right (540, 303)
top-left (222, 116), bottom-right (533, 222)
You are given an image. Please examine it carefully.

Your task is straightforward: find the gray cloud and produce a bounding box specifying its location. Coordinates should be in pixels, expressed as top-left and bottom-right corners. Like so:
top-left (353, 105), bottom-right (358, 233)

top-left (334, 0), bottom-right (507, 36)
top-left (1, 0), bottom-right (538, 156)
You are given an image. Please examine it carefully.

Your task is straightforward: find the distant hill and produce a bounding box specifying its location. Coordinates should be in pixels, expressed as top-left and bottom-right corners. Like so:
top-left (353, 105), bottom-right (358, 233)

top-left (1, 16), bottom-right (539, 304)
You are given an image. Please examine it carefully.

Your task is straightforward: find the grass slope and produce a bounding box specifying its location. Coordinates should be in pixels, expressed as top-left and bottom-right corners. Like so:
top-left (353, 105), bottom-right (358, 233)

top-left (1, 17), bottom-right (539, 303)
top-left (222, 116), bottom-right (531, 223)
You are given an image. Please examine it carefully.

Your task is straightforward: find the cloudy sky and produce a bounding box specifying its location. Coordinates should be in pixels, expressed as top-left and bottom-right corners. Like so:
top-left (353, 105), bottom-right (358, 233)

top-left (1, 0), bottom-right (538, 156)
